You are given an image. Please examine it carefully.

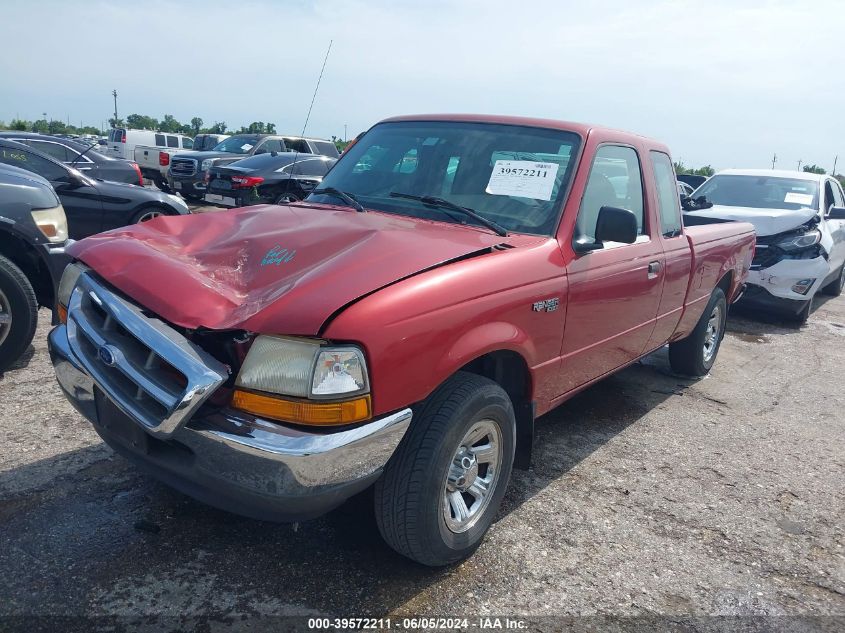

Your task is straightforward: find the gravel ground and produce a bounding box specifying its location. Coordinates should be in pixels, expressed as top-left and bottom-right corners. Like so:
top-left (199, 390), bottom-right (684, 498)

top-left (0, 293), bottom-right (843, 630)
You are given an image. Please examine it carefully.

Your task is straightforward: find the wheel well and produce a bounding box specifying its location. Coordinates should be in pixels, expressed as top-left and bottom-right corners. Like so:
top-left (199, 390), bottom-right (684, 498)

top-left (716, 270), bottom-right (733, 298)
top-left (459, 350), bottom-right (534, 470)
top-left (0, 232), bottom-right (52, 308)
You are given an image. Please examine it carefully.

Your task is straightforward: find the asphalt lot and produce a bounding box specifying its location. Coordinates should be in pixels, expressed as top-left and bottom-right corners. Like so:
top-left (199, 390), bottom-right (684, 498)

top-left (0, 292), bottom-right (843, 628)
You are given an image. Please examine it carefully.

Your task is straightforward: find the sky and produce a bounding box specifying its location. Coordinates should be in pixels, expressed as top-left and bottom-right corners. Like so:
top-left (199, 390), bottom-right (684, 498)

top-left (1, 0), bottom-right (843, 171)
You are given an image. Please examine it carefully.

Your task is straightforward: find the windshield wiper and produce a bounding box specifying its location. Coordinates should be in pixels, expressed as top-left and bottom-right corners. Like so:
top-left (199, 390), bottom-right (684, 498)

top-left (390, 192), bottom-right (508, 237)
top-left (311, 187), bottom-right (365, 212)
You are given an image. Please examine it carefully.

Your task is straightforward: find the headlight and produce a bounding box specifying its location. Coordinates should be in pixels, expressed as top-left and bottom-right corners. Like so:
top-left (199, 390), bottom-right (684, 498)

top-left (56, 262), bottom-right (89, 322)
top-left (776, 229), bottom-right (821, 251)
top-left (31, 205), bottom-right (69, 243)
top-left (200, 159), bottom-right (214, 171)
top-left (235, 335), bottom-right (369, 399)
top-left (232, 335), bottom-right (371, 426)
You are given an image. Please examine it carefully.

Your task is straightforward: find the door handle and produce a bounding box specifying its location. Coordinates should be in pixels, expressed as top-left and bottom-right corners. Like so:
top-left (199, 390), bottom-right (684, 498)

top-left (647, 261), bottom-right (661, 279)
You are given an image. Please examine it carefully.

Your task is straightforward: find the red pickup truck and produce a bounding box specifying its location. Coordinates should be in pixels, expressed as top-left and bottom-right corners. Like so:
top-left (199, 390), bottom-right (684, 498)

top-left (49, 115), bottom-right (754, 566)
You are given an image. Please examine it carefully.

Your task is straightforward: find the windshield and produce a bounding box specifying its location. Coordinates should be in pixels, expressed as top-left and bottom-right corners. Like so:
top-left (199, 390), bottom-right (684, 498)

top-left (695, 175), bottom-right (820, 211)
top-left (212, 135), bottom-right (260, 154)
top-left (308, 121), bottom-right (581, 235)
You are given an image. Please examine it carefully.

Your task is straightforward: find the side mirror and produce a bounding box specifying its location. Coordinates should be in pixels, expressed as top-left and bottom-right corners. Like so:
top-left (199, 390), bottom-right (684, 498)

top-left (595, 205), bottom-right (638, 244)
top-left (573, 206), bottom-right (638, 253)
top-left (682, 195), bottom-right (713, 211)
top-left (828, 206), bottom-right (845, 220)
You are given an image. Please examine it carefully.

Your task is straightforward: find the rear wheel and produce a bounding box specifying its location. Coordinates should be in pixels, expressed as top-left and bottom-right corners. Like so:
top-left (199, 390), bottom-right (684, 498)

top-left (0, 255), bottom-right (38, 372)
top-left (821, 263), bottom-right (845, 297)
top-left (669, 288), bottom-right (727, 376)
top-left (375, 372), bottom-right (516, 566)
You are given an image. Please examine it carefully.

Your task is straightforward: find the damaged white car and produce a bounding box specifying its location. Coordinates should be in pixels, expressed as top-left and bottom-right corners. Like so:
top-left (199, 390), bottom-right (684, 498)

top-left (686, 169), bottom-right (845, 322)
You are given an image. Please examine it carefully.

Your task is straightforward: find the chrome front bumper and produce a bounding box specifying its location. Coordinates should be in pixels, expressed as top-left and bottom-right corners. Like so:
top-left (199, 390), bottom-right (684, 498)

top-left (49, 324), bottom-right (412, 521)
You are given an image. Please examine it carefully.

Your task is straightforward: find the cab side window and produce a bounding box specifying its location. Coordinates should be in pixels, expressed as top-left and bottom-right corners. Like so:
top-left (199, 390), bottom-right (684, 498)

top-left (650, 151), bottom-right (682, 237)
top-left (575, 145), bottom-right (645, 244)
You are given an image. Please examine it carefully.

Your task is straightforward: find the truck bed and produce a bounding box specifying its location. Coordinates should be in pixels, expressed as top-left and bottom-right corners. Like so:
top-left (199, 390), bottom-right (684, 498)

top-left (674, 220), bottom-right (756, 338)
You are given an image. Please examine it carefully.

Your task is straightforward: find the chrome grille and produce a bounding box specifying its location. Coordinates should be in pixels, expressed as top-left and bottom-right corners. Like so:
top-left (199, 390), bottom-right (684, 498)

top-left (171, 158), bottom-right (197, 176)
top-left (66, 273), bottom-right (228, 438)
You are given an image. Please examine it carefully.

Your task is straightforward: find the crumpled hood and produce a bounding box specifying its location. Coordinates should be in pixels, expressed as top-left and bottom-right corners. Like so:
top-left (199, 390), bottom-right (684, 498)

top-left (67, 204), bottom-right (515, 334)
top-left (686, 205), bottom-right (818, 237)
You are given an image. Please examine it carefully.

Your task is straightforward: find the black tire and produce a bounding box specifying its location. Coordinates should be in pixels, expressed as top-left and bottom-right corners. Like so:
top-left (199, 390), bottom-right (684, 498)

top-left (274, 192), bottom-right (301, 204)
top-left (184, 193), bottom-right (203, 202)
top-left (821, 263), bottom-right (845, 297)
top-left (795, 295), bottom-right (813, 325)
top-left (375, 371), bottom-right (516, 566)
top-left (0, 254), bottom-right (38, 373)
top-left (669, 287), bottom-right (727, 376)
top-left (131, 206), bottom-right (171, 224)
top-left (153, 175), bottom-right (171, 193)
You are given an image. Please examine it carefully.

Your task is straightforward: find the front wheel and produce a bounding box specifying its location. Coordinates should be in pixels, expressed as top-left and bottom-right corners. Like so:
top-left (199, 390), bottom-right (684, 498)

top-left (821, 263), bottom-right (845, 297)
top-left (132, 206), bottom-right (170, 224)
top-left (375, 372), bottom-right (516, 566)
top-left (669, 287), bottom-right (727, 376)
top-left (0, 254), bottom-right (38, 372)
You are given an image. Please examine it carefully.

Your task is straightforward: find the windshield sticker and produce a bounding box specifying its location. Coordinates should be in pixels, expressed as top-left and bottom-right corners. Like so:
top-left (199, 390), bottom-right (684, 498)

top-left (486, 160), bottom-right (559, 201)
top-left (241, 144), bottom-right (254, 151)
top-left (261, 245), bottom-right (296, 266)
top-left (784, 192), bottom-right (813, 205)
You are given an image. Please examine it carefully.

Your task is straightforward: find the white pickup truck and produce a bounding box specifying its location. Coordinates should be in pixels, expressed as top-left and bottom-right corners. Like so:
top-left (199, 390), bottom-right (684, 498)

top-left (134, 141), bottom-right (190, 191)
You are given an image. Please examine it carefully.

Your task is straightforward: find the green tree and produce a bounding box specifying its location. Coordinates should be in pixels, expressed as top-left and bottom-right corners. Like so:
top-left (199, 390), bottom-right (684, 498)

top-left (32, 119), bottom-right (49, 133)
top-left (126, 113), bottom-right (159, 130)
top-left (803, 164), bottom-right (826, 174)
top-left (108, 117), bottom-right (124, 128)
top-left (159, 114), bottom-right (182, 133)
top-left (205, 121), bottom-right (227, 134)
top-left (9, 118), bottom-right (28, 131)
top-left (190, 117), bottom-right (203, 135)
top-left (48, 120), bottom-right (66, 134)
top-left (835, 175), bottom-right (845, 188)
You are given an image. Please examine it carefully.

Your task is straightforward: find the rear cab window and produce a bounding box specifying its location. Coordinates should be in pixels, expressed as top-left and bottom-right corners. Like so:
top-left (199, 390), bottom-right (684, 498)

top-left (155, 134), bottom-right (166, 146)
top-left (166, 136), bottom-right (179, 148)
top-left (650, 150), bottom-right (683, 237)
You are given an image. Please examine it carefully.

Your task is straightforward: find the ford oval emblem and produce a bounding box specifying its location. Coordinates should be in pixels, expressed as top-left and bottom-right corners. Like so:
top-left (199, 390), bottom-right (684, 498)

top-left (98, 345), bottom-right (117, 366)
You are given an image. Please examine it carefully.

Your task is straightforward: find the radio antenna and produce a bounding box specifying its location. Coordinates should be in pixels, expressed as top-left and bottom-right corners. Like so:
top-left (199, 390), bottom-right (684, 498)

top-left (287, 39), bottom-right (333, 178)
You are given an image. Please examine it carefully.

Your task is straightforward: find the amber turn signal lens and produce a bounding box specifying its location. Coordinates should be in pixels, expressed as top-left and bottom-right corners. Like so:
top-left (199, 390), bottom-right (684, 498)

top-left (57, 303), bottom-right (68, 324)
top-left (231, 389), bottom-right (372, 426)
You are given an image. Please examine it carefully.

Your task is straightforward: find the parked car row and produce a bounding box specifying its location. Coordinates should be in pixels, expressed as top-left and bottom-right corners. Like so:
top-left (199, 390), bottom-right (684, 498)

top-left (0, 139), bottom-right (189, 239)
top-left (168, 133), bottom-right (340, 199)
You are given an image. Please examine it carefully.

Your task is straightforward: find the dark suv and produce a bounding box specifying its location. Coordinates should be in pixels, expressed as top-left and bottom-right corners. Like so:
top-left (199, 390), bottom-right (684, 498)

top-left (0, 163), bottom-right (71, 371)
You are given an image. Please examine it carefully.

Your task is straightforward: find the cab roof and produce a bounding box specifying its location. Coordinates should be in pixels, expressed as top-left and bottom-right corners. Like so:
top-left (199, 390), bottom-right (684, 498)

top-left (717, 168), bottom-right (827, 182)
top-left (379, 113), bottom-right (670, 152)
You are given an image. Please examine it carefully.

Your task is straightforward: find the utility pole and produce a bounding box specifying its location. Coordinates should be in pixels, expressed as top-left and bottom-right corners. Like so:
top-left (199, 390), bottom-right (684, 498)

top-left (797, 159), bottom-right (802, 171)
top-left (771, 153), bottom-right (777, 169)
top-left (833, 155), bottom-right (838, 176)
top-left (112, 89), bottom-right (118, 127)
top-left (344, 123), bottom-right (347, 142)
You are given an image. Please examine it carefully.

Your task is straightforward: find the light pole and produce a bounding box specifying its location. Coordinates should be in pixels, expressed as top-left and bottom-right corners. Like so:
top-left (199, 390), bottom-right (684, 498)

top-left (112, 89), bottom-right (118, 127)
